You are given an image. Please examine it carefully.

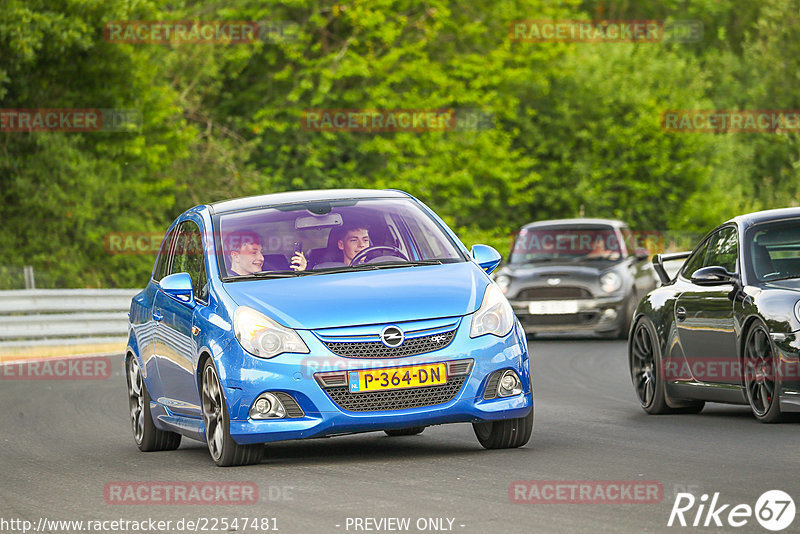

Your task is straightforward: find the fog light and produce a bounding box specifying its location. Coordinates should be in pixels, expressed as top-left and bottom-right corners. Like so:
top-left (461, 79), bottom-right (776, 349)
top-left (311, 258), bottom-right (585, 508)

top-left (602, 308), bottom-right (618, 321)
top-left (498, 370), bottom-right (523, 397)
top-left (255, 398), bottom-right (271, 414)
top-left (249, 392), bottom-right (286, 419)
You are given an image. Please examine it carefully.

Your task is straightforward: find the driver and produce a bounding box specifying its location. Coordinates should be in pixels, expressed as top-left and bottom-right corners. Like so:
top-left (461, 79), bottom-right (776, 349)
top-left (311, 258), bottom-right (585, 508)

top-left (337, 225), bottom-right (371, 265)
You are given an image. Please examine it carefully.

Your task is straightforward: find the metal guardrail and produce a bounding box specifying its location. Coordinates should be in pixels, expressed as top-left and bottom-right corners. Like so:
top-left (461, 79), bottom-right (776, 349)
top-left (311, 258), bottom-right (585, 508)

top-left (0, 289), bottom-right (137, 347)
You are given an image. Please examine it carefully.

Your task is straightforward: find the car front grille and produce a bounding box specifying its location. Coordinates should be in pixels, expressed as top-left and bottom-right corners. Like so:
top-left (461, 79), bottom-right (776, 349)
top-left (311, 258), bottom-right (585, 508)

top-left (322, 329), bottom-right (457, 359)
top-left (515, 286), bottom-right (592, 300)
top-left (322, 376), bottom-right (467, 412)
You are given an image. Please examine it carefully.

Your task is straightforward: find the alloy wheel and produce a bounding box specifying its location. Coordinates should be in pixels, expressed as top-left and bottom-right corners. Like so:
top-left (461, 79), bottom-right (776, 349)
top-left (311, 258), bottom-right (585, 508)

top-left (202, 364), bottom-right (225, 461)
top-left (127, 357), bottom-right (145, 444)
top-left (744, 325), bottom-right (776, 418)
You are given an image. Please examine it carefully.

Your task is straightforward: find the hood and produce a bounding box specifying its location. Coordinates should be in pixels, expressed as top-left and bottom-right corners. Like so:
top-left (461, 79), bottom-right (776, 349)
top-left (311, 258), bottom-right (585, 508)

top-left (222, 261), bottom-right (487, 329)
top-left (499, 261), bottom-right (617, 281)
top-left (763, 279), bottom-right (800, 293)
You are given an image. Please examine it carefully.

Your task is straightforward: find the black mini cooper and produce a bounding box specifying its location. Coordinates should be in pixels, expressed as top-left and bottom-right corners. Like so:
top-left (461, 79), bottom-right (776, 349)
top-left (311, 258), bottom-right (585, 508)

top-left (493, 219), bottom-right (658, 338)
top-left (630, 207), bottom-right (800, 422)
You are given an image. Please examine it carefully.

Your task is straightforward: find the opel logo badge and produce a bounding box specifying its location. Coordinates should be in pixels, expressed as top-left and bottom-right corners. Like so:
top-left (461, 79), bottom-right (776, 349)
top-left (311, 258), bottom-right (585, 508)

top-left (547, 278), bottom-right (561, 286)
top-left (380, 326), bottom-right (404, 348)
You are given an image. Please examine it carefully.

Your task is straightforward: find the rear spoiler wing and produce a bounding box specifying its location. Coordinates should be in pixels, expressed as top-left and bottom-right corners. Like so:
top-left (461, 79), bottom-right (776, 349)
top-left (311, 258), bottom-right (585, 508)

top-left (652, 251), bottom-right (692, 285)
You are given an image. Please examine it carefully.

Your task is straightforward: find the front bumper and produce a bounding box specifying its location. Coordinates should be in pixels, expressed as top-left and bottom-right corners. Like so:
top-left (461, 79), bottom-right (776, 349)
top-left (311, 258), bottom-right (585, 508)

top-left (511, 295), bottom-right (627, 334)
top-left (214, 319), bottom-right (532, 445)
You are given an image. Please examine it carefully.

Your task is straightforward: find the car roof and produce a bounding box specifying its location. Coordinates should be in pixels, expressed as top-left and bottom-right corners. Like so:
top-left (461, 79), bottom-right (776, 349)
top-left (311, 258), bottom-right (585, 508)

top-left (727, 207), bottom-right (800, 229)
top-left (520, 218), bottom-right (627, 229)
top-left (207, 189), bottom-right (411, 215)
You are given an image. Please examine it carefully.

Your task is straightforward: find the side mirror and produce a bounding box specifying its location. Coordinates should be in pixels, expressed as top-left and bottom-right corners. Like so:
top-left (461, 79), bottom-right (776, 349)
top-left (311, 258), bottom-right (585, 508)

top-left (691, 265), bottom-right (736, 285)
top-left (633, 249), bottom-right (650, 261)
top-left (159, 272), bottom-right (195, 306)
top-left (471, 244), bottom-right (502, 275)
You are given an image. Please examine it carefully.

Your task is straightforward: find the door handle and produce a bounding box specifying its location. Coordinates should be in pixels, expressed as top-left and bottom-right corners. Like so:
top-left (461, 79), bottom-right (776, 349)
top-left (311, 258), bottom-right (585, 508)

top-left (152, 310), bottom-right (163, 322)
top-left (676, 306), bottom-right (687, 321)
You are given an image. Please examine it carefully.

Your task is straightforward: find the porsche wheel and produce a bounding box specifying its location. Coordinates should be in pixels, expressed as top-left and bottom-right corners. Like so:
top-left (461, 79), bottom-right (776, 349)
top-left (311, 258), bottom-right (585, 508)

top-left (126, 355), bottom-right (181, 452)
top-left (743, 321), bottom-right (784, 423)
top-left (629, 318), bottom-right (704, 414)
top-left (201, 360), bottom-right (264, 466)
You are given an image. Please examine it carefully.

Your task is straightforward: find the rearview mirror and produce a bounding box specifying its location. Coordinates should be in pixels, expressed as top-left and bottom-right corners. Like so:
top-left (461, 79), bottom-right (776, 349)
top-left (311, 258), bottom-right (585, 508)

top-left (690, 265), bottom-right (736, 285)
top-left (471, 244), bottom-right (502, 275)
top-left (295, 213), bottom-right (343, 230)
top-left (159, 272), bottom-right (195, 306)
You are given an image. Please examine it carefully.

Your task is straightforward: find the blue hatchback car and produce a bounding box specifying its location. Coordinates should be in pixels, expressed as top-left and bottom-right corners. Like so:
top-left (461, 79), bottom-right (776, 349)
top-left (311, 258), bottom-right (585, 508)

top-left (126, 189), bottom-right (533, 466)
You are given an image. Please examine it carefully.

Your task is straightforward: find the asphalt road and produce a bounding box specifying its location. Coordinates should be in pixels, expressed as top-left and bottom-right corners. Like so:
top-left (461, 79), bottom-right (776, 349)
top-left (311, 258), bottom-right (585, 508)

top-left (2, 339), bottom-right (799, 534)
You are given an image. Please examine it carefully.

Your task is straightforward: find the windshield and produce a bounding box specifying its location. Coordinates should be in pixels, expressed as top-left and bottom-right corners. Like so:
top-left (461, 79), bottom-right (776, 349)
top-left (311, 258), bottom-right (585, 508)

top-left (745, 218), bottom-right (800, 282)
top-left (215, 197), bottom-right (464, 279)
top-left (509, 225), bottom-right (624, 264)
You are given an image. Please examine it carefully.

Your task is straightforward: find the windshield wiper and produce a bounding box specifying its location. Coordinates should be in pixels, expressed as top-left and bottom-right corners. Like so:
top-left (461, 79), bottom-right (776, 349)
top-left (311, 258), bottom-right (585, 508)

top-left (311, 260), bottom-right (444, 275)
top-left (764, 274), bottom-right (800, 282)
top-left (223, 270), bottom-right (313, 281)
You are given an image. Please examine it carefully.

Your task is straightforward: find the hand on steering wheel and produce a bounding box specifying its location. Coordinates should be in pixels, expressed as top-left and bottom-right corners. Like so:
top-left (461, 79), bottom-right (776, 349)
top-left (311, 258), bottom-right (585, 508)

top-left (350, 245), bottom-right (409, 265)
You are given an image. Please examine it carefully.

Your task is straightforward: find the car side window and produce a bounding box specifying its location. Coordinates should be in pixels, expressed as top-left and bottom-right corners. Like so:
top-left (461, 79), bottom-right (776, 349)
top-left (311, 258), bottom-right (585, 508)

top-left (153, 227), bottom-right (178, 282)
top-left (171, 220), bottom-right (209, 303)
top-left (703, 227), bottom-right (738, 273)
top-left (681, 240), bottom-right (709, 279)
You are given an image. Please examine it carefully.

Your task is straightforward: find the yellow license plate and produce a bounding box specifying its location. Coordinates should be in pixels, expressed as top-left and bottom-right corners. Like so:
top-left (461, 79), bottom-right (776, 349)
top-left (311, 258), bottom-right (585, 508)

top-left (348, 363), bottom-right (447, 393)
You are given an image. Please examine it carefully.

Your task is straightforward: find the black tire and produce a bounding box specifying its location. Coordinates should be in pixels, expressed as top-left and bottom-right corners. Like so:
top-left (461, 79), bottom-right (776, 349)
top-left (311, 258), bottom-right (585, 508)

top-left (201, 359), bottom-right (264, 466)
top-left (384, 427), bottom-right (426, 437)
top-left (473, 408), bottom-right (533, 449)
top-left (126, 355), bottom-right (181, 452)
top-left (629, 318), bottom-right (704, 415)
top-left (743, 320), bottom-right (785, 423)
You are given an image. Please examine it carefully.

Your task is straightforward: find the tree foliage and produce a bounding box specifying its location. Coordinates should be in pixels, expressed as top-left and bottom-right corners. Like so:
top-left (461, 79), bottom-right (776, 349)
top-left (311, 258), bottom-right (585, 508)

top-left (1, 0), bottom-right (798, 287)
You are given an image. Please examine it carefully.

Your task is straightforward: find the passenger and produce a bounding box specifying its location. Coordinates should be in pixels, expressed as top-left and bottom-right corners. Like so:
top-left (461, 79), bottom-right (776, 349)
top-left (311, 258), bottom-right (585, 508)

top-left (226, 230), bottom-right (307, 275)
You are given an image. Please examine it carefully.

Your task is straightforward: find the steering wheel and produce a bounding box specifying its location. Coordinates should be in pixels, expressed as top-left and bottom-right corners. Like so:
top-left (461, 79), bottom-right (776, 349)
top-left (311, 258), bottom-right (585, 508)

top-left (350, 246), bottom-right (409, 265)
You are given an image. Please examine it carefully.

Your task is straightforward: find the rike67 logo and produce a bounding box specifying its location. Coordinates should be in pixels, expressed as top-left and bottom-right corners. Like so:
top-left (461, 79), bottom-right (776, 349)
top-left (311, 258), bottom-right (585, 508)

top-left (668, 490), bottom-right (795, 531)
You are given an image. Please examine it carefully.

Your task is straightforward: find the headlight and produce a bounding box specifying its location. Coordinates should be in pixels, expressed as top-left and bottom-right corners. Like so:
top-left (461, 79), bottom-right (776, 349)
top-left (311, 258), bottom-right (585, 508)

top-left (495, 275), bottom-right (511, 294)
top-left (600, 271), bottom-right (622, 293)
top-left (470, 284), bottom-right (514, 338)
top-left (794, 300), bottom-right (800, 323)
top-left (234, 306), bottom-right (309, 358)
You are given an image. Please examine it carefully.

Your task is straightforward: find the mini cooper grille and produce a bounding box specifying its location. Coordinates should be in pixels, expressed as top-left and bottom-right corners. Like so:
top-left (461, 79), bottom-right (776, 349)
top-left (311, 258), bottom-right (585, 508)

top-left (516, 286), bottom-right (592, 300)
top-left (323, 376), bottom-right (467, 412)
top-left (322, 329), bottom-right (457, 359)
top-left (273, 392), bottom-right (305, 418)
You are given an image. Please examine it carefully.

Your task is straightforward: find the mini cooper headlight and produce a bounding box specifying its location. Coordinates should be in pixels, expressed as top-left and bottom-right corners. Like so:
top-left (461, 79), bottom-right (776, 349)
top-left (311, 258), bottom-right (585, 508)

top-left (494, 275), bottom-right (511, 294)
top-left (234, 306), bottom-right (309, 359)
top-left (794, 300), bottom-right (800, 324)
top-left (470, 284), bottom-right (514, 338)
top-left (600, 271), bottom-right (622, 293)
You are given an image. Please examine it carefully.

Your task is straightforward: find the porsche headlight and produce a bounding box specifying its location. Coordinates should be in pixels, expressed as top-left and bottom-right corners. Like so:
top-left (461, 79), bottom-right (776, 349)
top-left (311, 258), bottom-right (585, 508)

top-left (600, 271), bottom-right (622, 293)
top-left (470, 284), bottom-right (514, 338)
top-left (234, 306), bottom-right (309, 358)
top-left (495, 275), bottom-right (511, 294)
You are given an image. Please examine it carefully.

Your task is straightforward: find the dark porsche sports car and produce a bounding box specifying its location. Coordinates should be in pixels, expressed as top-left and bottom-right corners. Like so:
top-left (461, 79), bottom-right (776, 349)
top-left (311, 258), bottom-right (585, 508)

top-left (630, 207), bottom-right (800, 423)
top-left (494, 219), bottom-right (658, 338)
